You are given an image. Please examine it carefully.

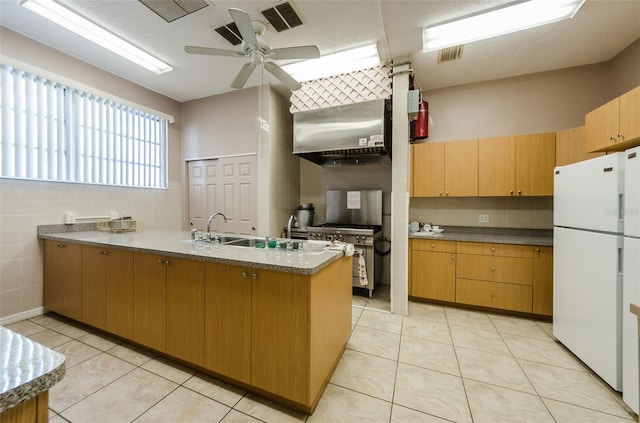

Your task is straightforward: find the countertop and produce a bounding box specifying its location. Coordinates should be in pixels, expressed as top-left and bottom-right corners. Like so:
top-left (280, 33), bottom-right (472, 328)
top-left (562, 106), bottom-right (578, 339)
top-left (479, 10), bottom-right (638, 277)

top-left (37, 228), bottom-right (344, 275)
top-left (409, 226), bottom-right (553, 246)
top-left (0, 326), bottom-right (66, 413)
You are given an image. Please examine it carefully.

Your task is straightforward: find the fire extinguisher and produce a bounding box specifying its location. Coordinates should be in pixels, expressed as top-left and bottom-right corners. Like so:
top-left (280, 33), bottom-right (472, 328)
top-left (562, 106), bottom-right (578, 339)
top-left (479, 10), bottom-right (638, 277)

top-left (414, 100), bottom-right (429, 139)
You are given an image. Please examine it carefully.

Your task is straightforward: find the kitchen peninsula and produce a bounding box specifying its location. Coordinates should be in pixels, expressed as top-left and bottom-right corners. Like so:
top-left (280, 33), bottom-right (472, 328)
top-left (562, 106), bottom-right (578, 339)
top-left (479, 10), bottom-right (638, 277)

top-left (37, 226), bottom-right (352, 413)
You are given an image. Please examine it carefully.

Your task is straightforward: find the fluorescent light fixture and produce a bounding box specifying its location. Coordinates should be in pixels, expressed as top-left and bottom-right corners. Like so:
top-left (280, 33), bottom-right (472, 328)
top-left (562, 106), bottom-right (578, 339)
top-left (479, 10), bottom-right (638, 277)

top-left (282, 44), bottom-right (380, 82)
top-left (21, 0), bottom-right (172, 74)
top-left (422, 0), bottom-right (585, 53)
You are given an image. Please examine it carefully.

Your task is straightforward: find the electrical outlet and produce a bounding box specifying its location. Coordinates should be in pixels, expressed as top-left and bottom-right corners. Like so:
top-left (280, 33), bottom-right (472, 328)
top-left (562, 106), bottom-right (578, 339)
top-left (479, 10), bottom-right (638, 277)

top-left (479, 214), bottom-right (489, 223)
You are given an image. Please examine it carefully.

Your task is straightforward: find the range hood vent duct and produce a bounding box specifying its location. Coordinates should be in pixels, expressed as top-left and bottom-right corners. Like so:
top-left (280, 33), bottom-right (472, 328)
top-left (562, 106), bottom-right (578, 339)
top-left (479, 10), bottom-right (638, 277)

top-left (293, 99), bottom-right (392, 167)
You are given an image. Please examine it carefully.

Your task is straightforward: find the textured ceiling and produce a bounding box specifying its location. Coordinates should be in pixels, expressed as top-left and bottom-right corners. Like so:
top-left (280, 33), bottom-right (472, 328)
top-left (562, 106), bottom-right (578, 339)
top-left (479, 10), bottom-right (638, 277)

top-left (0, 0), bottom-right (638, 102)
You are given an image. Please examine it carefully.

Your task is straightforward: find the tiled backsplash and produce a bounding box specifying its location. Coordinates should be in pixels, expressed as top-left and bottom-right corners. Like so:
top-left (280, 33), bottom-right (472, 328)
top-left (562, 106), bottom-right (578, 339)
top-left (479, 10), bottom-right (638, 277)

top-left (410, 196), bottom-right (553, 230)
top-left (0, 178), bottom-right (182, 321)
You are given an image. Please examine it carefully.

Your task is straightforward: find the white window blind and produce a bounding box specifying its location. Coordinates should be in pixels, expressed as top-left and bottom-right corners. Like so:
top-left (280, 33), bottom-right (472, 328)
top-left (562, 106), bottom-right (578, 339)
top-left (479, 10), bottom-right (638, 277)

top-left (0, 63), bottom-right (167, 188)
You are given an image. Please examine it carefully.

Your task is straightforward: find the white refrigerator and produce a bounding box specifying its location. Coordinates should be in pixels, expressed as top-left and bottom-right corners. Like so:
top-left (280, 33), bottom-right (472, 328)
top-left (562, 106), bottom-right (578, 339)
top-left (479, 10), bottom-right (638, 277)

top-left (623, 145), bottom-right (640, 413)
top-left (553, 152), bottom-right (626, 391)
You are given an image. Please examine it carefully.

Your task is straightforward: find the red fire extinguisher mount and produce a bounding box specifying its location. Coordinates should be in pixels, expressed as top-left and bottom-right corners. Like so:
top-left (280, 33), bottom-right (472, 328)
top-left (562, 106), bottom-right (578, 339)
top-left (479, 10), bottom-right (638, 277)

top-left (414, 100), bottom-right (429, 139)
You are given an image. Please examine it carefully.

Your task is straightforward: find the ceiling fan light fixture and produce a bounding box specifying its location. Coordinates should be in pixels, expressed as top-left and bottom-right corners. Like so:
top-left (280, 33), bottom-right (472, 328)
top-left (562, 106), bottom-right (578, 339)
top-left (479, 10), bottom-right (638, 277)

top-left (422, 0), bottom-right (585, 53)
top-left (282, 43), bottom-right (380, 82)
top-left (21, 0), bottom-right (173, 74)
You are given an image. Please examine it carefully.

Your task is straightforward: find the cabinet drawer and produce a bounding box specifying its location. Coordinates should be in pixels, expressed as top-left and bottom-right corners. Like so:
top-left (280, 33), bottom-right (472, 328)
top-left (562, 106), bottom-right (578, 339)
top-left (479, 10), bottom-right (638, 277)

top-left (456, 278), bottom-right (532, 313)
top-left (456, 241), bottom-right (533, 258)
top-left (412, 239), bottom-right (456, 253)
top-left (456, 254), bottom-right (532, 285)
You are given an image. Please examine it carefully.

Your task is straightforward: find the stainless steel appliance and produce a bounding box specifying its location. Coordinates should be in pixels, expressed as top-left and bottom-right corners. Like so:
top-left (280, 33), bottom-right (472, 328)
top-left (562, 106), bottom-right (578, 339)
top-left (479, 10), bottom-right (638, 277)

top-left (307, 190), bottom-right (382, 297)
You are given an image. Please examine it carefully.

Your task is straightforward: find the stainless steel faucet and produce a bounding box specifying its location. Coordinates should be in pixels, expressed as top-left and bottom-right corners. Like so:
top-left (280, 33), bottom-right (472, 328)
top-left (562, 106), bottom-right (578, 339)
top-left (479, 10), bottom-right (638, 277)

top-left (287, 215), bottom-right (298, 240)
top-left (207, 212), bottom-right (228, 234)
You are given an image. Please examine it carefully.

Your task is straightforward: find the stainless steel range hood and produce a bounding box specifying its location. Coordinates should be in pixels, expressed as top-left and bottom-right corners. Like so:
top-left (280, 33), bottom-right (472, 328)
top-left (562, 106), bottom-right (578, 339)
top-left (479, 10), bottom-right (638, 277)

top-left (293, 99), bottom-right (391, 167)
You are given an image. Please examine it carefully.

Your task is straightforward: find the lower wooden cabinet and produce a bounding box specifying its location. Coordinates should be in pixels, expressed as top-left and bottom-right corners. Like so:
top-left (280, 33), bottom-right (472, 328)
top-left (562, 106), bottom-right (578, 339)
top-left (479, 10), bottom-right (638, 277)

top-left (204, 263), bottom-right (252, 384)
top-left (410, 239), bottom-right (456, 301)
top-left (410, 239), bottom-right (553, 316)
top-left (44, 240), bottom-right (82, 320)
top-left (133, 252), bottom-right (167, 353)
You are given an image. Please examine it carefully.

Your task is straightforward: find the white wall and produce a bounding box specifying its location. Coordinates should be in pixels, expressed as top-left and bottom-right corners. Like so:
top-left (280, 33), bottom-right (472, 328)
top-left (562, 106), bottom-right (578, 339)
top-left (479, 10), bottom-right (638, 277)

top-left (0, 28), bottom-right (183, 320)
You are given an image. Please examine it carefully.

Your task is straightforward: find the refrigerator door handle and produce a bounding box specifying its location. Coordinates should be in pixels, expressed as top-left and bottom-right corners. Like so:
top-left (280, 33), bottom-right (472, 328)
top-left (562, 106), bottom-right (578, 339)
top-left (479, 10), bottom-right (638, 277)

top-left (619, 194), bottom-right (625, 222)
top-left (618, 247), bottom-right (624, 275)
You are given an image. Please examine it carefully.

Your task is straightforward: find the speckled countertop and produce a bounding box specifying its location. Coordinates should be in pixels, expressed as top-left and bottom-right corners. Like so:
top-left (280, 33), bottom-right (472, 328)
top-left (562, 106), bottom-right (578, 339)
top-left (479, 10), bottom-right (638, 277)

top-left (0, 326), bottom-right (65, 413)
top-left (37, 227), bottom-right (344, 275)
top-left (409, 226), bottom-right (553, 246)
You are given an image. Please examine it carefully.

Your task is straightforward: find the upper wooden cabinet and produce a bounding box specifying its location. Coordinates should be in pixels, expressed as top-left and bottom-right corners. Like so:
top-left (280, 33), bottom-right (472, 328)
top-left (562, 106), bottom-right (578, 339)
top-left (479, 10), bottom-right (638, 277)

top-left (555, 126), bottom-right (604, 166)
top-left (478, 133), bottom-right (555, 196)
top-left (412, 139), bottom-right (478, 197)
top-left (586, 86), bottom-right (640, 153)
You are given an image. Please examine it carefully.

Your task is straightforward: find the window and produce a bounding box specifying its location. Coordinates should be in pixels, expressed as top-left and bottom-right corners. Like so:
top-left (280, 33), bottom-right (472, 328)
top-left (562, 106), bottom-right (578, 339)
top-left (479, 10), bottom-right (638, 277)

top-left (0, 63), bottom-right (168, 188)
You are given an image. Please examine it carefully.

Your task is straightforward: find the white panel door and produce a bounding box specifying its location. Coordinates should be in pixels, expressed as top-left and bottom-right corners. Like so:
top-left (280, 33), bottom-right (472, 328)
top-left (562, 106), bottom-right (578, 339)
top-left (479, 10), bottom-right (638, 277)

top-left (554, 152), bottom-right (625, 233)
top-left (188, 160), bottom-right (219, 231)
top-left (553, 227), bottom-right (623, 390)
top-left (625, 146), bottom-right (640, 238)
top-left (623, 236), bottom-right (640, 413)
top-left (218, 155), bottom-right (257, 235)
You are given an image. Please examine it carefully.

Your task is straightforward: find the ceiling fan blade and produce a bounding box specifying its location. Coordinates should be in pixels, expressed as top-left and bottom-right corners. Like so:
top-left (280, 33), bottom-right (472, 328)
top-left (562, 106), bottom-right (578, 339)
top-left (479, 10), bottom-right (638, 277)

top-left (185, 46), bottom-right (243, 57)
top-left (270, 45), bottom-right (320, 60)
top-left (229, 8), bottom-right (259, 48)
top-left (264, 61), bottom-right (302, 91)
top-left (231, 62), bottom-right (257, 89)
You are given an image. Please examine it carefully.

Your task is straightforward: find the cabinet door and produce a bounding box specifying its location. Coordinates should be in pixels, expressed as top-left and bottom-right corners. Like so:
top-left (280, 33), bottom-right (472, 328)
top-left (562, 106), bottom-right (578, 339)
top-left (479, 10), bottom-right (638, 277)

top-left (532, 246), bottom-right (553, 316)
top-left (456, 279), bottom-right (532, 313)
top-left (456, 254), bottom-right (532, 285)
top-left (166, 257), bottom-right (205, 366)
top-left (252, 269), bottom-right (309, 404)
top-left (133, 252), bottom-right (167, 352)
top-left (204, 263), bottom-right (251, 383)
top-left (445, 139), bottom-right (478, 196)
top-left (45, 241), bottom-right (82, 320)
top-left (105, 249), bottom-right (134, 339)
top-left (619, 86), bottom-right (640, 145)
top-left (515, 133), bottom-right (555, 196)
top-left (411, 250), bottom-right (456, 302)
top-left (412, 142), bottom-right (445, 197)
top-left (555, 126), bottom-right (603, 166)
top-left (586, 97), bottom-right (619, 152)
top-left (82, 246), bottom-right (107, 329)
top-left (478, 136), bottom-right (515, 196)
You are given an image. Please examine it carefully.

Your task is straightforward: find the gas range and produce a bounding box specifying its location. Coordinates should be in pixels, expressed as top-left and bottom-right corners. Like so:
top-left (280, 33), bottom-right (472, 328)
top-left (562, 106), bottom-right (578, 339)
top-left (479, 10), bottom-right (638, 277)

top-left (306, 223), bottom-right (381, 245)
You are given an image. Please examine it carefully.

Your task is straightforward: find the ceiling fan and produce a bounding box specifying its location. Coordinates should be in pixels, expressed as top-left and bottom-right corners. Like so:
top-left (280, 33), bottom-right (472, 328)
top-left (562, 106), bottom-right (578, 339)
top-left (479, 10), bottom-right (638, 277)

top-left (185, 8), bottom-right (320, 91)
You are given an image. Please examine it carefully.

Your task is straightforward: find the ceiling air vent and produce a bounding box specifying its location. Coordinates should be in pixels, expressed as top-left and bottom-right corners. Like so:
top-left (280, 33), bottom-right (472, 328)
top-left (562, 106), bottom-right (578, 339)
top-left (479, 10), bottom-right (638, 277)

top-left (213, 21), bottom-right (243, 46)
top-left (260, 1), bottom-right (303, 32)
top-left (438, 45), bottom-right (464, 63)
top-left (138, 0), bottom-right (210, 23)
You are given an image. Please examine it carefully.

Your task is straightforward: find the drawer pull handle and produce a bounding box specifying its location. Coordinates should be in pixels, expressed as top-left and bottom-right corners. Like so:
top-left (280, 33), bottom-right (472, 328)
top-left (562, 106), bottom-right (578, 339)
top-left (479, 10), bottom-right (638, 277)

top-left (158, 259), bottom-right (163, 264)
top-left (491, 247), bottom-right (495, 252)
top-left (490, 292), bottom-right (496, 298)
top-left (252, 273), bottom-right (258, 280)
top-left (57, 243), bottom-right (66, 248)
top-left (491, 266), bottom-right (496, 271)
top-left (536, 248), bottom-right (541, 253)
top-left (450, 255), bottom-right (454, 260)
top-left (431, 244), bottom-right (436, 248)
top-left (242, 272), bottom-right (248, 278)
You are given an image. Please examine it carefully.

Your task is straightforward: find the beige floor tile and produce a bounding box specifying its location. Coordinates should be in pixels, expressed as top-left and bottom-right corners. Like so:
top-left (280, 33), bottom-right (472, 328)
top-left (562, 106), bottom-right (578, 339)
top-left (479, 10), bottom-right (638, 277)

top-left (347, 325), bottom-right (400, 360)
top-left (464, 379), bottom-right (554, 423)
top-left (29, 314), bottom-right (66, 329)
top-left (357, 309), bottom-right (403, 334)
top-left (352, 296), bottom-right (368, 307)
top-left (502, 333), bottom-right (586, 371)
top-left (53, 339), bottom-right (101, 368)
top-left (28, 329), bottom-right (73, 349)
top-left (141, 356), bottom-right (196, 384)
top-left (60, 368), bottom-right (177, 422)
top-left (352, 306), bottom-right (364, 326)
top-left (49, 321), bottom-right (92, 339)
top-left (5, 319), bottom-right (47, 336)
top-left (76, 332), bottom-right (120, 351)
top-left (449, 325), bottom-right (511, 356)
top-left (234, 393), bottom-right (307, 423)
top-left (489, 314), bottom-right (552, 340)
top-left (48, 414), bottom-right (66, 423)
top-left (49, 353), bottom-right (136, 412)
top-left (390, 404), bottom-right (451, 422)
top-left (542, 398), bottom-right (636, 422)
top-left (402, 317), bottom-right (452, 344)
top-left (220, 409), bottom-right (264, 423)
top-left (456, 347), bottom-right (535, 394)
top-left (183, 373), bottom-right (246, 408)
top-left (136, 386), bottom-right (230, 423)
top-left (537, 321), bottom-right (555, 339)
top-left (407, 301), bottom-right (448, 324)
top-left (399, 336), bottom-right (459, 376)
top-left (445, 307), bottom-right (495, 331)
top-left (107, 343), bottom-right (155, 366)
top-left (331, 349), bottom-right (397, 401)
top-left (519, 360), bottom-right (631, 418)
top-left (363, 298), bottom-right (391, 312)
top-left (307, 383), bottom-right (392, 423)
top-left (394, 362), bottom-right (472, 423)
